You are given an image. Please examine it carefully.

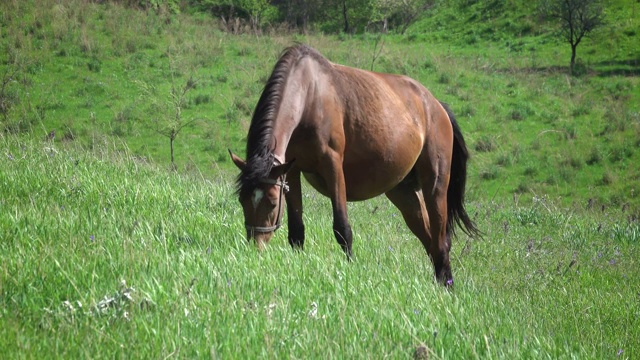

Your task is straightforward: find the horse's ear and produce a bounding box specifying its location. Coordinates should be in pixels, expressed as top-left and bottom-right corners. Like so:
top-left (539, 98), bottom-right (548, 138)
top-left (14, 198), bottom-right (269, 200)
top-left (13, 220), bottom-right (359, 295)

top-left (228, 150), bottom-right (246, 170)
top-left (272, 159), bottom-right (296, 177)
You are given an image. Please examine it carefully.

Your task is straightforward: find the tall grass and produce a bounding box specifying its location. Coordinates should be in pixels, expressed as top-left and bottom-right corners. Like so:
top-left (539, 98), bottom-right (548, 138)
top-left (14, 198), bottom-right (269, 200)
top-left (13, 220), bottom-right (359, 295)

top-left (1, 136), bottom-right (638, 358)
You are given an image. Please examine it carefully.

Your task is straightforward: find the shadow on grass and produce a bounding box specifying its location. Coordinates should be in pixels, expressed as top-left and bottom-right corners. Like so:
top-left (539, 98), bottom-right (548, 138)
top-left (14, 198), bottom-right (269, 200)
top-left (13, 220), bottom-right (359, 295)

top-left (491, 58), bottom-right (640, 77)
top-left (593, 58), bottom-right (640, 77)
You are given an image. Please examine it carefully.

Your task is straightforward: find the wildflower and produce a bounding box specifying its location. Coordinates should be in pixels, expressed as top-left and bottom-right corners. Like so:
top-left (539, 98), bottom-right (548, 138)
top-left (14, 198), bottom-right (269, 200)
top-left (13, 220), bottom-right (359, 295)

top-left (308, 301), bottom-right (318, 318)
top-left (90, 235), bottom-right (95, 242)
top-left (62, 300), bottom-right (74, 312)
top-left (265, 303), bottom-right (276, 317)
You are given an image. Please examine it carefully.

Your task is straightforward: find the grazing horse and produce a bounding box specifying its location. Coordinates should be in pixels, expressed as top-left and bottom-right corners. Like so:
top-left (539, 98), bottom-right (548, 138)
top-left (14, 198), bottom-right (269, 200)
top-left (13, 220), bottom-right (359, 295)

top-left (229, 44), bottom-right (479, 285)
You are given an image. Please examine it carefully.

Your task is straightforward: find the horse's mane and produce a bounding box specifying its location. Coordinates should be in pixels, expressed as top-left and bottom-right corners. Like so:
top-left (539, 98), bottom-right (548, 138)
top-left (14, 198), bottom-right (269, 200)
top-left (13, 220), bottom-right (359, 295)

top-left (236, 44), bottom-right (330, 198)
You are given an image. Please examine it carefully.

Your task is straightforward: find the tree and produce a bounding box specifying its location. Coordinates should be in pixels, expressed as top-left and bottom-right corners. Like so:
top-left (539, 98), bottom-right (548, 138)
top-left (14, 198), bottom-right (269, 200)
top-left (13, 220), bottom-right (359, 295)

top-left (368, 0), bottom-right (435, 34)
top-left (238, 0), bottom-right (274, 34)
top-left (138, 53), bottom-right (199, 171)
top-left (541, 0), bottom-right (606, 74)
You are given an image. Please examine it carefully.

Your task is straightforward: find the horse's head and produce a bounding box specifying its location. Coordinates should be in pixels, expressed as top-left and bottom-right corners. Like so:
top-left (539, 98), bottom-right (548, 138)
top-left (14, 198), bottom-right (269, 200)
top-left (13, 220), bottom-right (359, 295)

top-left (230, 151), bottom-right (294, 247)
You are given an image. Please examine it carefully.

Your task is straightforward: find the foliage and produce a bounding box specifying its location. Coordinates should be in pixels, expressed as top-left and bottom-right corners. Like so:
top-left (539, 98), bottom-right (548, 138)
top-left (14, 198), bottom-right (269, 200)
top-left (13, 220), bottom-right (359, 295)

top-left (370, 0), bottom-right (436, 34)
top-left (191, 0), bottom-right (279, 33)
top-left (108, 0), bottom-right (182, 13)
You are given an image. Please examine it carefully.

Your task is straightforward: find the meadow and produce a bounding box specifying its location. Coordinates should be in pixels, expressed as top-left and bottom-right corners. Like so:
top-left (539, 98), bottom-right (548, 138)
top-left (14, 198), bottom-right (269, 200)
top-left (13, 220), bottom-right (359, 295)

top-left (1, 0), bottom-right (639, 209)
top-left (2, 132), bottom-right (639, 359)
top-left (1, 0), bottom-right (639, 358)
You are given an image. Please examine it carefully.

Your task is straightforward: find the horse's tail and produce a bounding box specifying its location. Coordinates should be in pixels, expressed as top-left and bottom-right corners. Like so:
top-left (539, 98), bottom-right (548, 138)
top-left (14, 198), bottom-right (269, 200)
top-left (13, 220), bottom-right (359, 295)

top-left (440, 101), bottom-right (480, 238)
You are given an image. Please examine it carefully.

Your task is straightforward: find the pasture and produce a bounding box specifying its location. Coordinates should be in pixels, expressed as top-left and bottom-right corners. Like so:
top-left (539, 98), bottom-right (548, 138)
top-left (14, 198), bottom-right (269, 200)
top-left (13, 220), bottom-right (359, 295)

top-left (1, 136), bottom-right (639, 358)
top-left (1, 0), bottom-right (639, 358)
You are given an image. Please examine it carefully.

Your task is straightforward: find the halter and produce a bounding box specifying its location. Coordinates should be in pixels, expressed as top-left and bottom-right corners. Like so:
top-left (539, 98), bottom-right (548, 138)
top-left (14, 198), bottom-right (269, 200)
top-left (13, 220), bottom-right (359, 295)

top-left (245, 175), bottom-right (289, 234)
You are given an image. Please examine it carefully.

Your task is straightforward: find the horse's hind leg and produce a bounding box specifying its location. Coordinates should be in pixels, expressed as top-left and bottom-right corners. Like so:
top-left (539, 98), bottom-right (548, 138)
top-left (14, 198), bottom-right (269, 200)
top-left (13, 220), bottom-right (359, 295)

top-left (385, 172), bottom-right (452, 285)
top-left (420, 168), bottom-right (453, 285)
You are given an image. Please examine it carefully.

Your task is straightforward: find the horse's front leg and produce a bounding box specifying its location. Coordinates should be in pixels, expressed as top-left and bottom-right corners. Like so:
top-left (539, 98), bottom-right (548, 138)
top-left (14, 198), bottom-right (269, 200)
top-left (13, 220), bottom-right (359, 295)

top-left (285, 169), bottom-right (305, 250)
top-left (323, 153), bottom-right (353, 260)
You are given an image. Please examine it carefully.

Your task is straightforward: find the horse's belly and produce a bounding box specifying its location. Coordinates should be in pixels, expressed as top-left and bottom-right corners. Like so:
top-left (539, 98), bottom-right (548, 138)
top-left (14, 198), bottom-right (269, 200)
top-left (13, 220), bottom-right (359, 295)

top-left (343, 156), bottom-right (416, 200)
top-left (342, 125), bottom-right (423, 200)
top-left (302, 152), bottom-right (418, 201)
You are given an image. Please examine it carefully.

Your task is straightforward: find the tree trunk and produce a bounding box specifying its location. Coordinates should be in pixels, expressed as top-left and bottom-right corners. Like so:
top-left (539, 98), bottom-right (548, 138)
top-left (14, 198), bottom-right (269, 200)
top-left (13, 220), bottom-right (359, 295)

top-left (170, 134), bottom-right (175, 170)
top-left (342, 0), bottom-right (349, 33)
top-left (570, 43), bottom-right (577, 75)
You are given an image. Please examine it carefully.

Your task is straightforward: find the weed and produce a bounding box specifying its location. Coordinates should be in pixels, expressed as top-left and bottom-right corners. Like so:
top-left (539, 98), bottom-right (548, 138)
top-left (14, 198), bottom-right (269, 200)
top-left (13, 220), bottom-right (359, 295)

top-left (562, 153), bottom-right (583, 169)
top-left (495, 152), bottom-right (514, 167)
top-left (459, 103), bottom-right (475, 117)
top-left (437, 72), bottom-right (451, 84)
top-left (514, 182), bottom-right (530, 194)
top-left (508, 102), bottom-right (534, 121)
top-left (217, 74), bottom-right (229, 83)
top-left (571, 102), bottom-right (591, 117)
top-left (586, 147), bottom-right (603, 165)
top-left (233, 98), bottom-right (253, 116)
top-left (237, 47), bottom-right (252, 57)
top-left (474, 135), bottom-right (497, 153)
top-left (600, 171), bottom-right (616, 185)
top-left (193, 94), bottom-right (211, 106)
top-left (479, 165), bottom-right (500, 180)
top-left (609, 145), bottom-right (633, 163)
top-left (87, 56), bottom-right (102, 73)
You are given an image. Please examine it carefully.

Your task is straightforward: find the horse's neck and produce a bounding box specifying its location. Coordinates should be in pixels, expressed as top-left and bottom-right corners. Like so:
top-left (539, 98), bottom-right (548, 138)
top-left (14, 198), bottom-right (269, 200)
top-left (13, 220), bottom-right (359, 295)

top-left (270, 64), bottom-right (315, 162)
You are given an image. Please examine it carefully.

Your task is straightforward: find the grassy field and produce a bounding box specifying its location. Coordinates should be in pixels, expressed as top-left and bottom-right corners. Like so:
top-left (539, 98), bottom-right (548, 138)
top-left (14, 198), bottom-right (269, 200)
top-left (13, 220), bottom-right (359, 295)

top-left (1, 0), bottom-right (639, 210)
top-left (1, 0), bottom-right (639, 358)
top-left (1, 135), bottom-right (638, 358)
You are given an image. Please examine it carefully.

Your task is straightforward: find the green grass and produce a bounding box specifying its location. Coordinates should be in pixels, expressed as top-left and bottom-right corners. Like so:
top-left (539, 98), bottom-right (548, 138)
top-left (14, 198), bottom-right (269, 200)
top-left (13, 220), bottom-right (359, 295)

top-left (1, 1), bottom-right (639, 357)
top-left (1, 136), bottom-right (639, 358)
top-left (2, 0), bottom-right (639, 212)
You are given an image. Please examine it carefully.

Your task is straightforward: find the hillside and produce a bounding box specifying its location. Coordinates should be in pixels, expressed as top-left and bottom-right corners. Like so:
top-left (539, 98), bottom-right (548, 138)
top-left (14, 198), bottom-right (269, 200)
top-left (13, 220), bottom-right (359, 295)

top-left (0, 0), bottom-right (639, 213)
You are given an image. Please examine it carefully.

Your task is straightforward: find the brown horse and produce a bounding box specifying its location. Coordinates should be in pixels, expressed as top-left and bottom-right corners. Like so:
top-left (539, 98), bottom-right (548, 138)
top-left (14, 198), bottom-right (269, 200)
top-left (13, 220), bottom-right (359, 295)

top-left (229, 44), bottom-right (478, 285)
